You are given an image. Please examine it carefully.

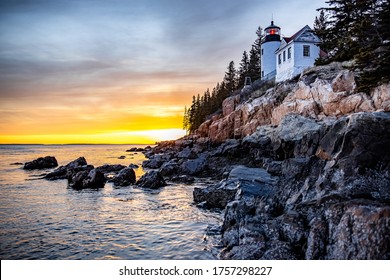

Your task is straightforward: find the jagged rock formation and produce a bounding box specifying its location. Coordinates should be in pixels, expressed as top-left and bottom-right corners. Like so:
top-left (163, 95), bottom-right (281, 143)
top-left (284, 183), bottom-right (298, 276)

top-left (143, 63), bottom-right (389, 259)
top-left (196, 63), bottom-right (389, 143)
top-left (40, 157), bottom-right (139, 189)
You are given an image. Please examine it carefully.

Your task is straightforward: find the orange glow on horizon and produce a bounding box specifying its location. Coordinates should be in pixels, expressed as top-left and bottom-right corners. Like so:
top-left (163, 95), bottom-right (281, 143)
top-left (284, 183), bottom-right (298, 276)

top-left (0, 129), bottom-right (187, 145)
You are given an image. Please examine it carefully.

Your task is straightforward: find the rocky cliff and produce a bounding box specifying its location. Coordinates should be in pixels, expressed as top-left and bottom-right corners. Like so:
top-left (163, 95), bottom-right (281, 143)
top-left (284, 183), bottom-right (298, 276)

top-left (144, 63), bottom-right (390, 259)
top-left (196, 62), bottom-right (389, 143)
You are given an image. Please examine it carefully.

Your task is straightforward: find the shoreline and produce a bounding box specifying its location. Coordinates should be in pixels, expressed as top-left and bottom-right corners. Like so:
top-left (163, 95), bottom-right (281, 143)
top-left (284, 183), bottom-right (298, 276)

top-left (144, 111), bottom-right (390, 260)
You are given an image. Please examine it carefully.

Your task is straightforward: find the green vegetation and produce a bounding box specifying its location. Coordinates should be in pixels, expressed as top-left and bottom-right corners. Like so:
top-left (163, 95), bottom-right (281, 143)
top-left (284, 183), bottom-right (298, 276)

top-left (314, 0), bottom-right (390, 91)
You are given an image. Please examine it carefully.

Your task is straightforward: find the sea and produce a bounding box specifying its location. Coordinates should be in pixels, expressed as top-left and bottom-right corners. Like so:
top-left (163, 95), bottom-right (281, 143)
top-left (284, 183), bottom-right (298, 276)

top-left (0, 144), bottom-right (222, 260)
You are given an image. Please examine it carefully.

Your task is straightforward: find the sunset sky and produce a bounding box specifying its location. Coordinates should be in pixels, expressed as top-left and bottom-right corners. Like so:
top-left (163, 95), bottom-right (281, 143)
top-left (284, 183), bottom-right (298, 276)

top-left (0, 0), bottom-right (325, 144)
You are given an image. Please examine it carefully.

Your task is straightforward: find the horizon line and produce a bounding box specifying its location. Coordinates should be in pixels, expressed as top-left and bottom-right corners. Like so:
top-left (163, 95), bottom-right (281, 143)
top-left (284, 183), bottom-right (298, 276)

top-left (0, 143), bottom-right (158, 146)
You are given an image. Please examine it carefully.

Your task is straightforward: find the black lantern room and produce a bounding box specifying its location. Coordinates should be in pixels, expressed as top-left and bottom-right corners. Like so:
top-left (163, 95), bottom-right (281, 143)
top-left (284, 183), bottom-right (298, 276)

top-left (263, 21), bottom-right (281, 42)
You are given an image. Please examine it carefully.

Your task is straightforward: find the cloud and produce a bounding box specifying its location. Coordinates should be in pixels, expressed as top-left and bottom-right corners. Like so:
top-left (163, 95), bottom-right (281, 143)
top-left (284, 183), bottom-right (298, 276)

top-left (0, 0), bottom-right (326, 143)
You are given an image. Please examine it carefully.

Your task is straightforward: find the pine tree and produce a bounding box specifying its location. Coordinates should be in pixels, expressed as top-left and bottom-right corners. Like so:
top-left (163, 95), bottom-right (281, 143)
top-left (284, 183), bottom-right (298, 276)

top-left (254, 26), bottom-right (263, 53)
top-left (224, 61), bottom-right (237, 94)
top-left (183, 106), bottom-right (189, 132)
top-left (237, 51), bottom-right (250, 88)
top-left (317, 0), bottom-right (358, 61)
top-left (355, 0), bottom-right (390, 90)
top-left (248, 45), bottom-right (261, 81)
top-left (313, 10), bottom-right (331, 57)
top-left (246, 26), bottom-right (263, 82)
top-left (317, 0), bottom-right (390, 90)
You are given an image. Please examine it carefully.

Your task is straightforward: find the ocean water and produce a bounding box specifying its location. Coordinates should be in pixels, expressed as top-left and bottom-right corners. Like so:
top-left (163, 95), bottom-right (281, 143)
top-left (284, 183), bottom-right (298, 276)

top-left (0, 145), bottom-right (221, 260)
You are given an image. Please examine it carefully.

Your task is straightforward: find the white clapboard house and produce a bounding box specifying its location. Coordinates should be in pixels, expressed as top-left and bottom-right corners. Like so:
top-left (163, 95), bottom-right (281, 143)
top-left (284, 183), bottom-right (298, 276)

top-left (260, 21), bottom-right (322, 82)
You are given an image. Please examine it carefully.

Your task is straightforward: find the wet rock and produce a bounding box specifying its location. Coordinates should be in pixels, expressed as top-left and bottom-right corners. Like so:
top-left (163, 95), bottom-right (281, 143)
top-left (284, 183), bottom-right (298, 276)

top-left (221, 243), bottom-right (266, 260)
top-left (66, 165), bottom-right (94, 181)
top-left (118, 155), bottom-right (126, 159)
top-left (129, 163), bottom-right (139, 169)
top-left (159, 161), bottom-right (179, 176)
top-left (177, 147), bottom-right (197, 159)
top-left (69, 169), bottom-right (106, 189)
top-left (142, 154), bottom-right (170, 169)
top-left (194, 166), bottom-right (275, 209)
top-left (136, 170), bottom-right (166, 189)
top-left (44, 157), bottom-right (88, 180)
top-left (194, 180), bottom-right (238, 209)
top-left (10, 162), bottom-right (23, 165)
top-left (95, 164), bottom-right (127, 174)
top-left (24, 156), bottom-right (58, 170)
top-left (170, 175), bottom-right (195, 184)
top-left (180, 155), bottom-right (207, 175)
top-left (126, 147), bottom-right (146, 152)
top-left (205, 225), bottom-right (222, 236)
top-left (66, 157), bottom-right (88, 169)
top-left (110, 167), bottom-right (136, 186)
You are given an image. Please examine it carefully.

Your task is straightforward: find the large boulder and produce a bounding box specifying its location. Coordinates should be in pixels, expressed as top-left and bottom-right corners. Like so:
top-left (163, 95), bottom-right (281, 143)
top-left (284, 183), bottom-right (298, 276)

top-left (142, 154), bottom-right (170, 169)
top-left (317, 112), bottom-right (390, 175)
top-left (194, 179), bottom-right (238, 209)
top-left (68, 169), bottom-right (106, 189)
top-left (95, 164), bottom-right (127, 174)
top-left (273, 114), bottom-right (324, 159)
top-left (194, 166), bottom-right (276, 209)
top-left (159, 161), bottom-right (179, 176)
top-left (180, 155), bottom-right (207, 175)
top-left (136, 170), bottom-right (166, 189)
top-left (24, 156), bottom-right (58, 170)
top-left (44, 157), bottom-right (88, 180)
top-left (110, 167), bottom-right (136, 186)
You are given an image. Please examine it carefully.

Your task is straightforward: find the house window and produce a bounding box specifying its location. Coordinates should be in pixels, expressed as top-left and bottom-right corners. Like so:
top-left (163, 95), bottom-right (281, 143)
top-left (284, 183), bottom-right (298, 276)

top-left (278, 54), bottom-right (281, 64)
top-left (288, 47), bottom-right (291, 59)
top-left (283, 50), bottom-right (286, 62)
top-left (303, 45), bottom-right (310, 57)
top-left (261, 49), bottom-right (264, 55)
top-left (262, 71), bottom-right (264, 77)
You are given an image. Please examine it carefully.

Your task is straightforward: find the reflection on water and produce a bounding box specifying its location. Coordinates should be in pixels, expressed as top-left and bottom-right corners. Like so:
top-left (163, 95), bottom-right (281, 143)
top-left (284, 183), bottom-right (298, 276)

top-left (0, 145), bottom-right (221, 260)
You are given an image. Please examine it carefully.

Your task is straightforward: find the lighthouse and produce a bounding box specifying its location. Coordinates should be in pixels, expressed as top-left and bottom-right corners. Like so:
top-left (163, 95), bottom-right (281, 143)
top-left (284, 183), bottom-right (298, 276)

top-left (261, 21), bottom-right (281, 80)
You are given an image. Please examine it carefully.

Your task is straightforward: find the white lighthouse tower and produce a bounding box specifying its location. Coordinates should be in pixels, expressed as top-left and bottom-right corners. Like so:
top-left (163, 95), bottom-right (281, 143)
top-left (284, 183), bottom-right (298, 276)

top-left (261, 21), bottom-right (281, 80)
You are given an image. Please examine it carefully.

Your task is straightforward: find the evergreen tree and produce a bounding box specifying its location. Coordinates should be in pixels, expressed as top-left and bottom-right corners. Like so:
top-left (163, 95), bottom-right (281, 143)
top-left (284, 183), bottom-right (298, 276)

top-left (355, 0), bottom-right (390, 90)
top-left (224, 61), bottom-right (237, 93)
top-left (313, 10), bottom-right (331, 56)
top-left (317, 0), bottom-right (390, 90)
top-left (254, 26), bottom-right (263, 53)
top-left (376, 0), bottom-right (390, 84)
top-left (183, 106), bottom-right (189, 132)
top-left (248, 45), bottom-right (261, 81)
top-left (317, 0), bottom-right (356, 61)
top-left (237, 51), bottom-right (249, 88)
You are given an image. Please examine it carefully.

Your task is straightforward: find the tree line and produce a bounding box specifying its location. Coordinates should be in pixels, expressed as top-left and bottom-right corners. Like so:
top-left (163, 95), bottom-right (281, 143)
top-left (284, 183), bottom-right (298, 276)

top-left (183, 27), bottom-right (263, 133)
top-left (314, 0), bottom-right (390, 91)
